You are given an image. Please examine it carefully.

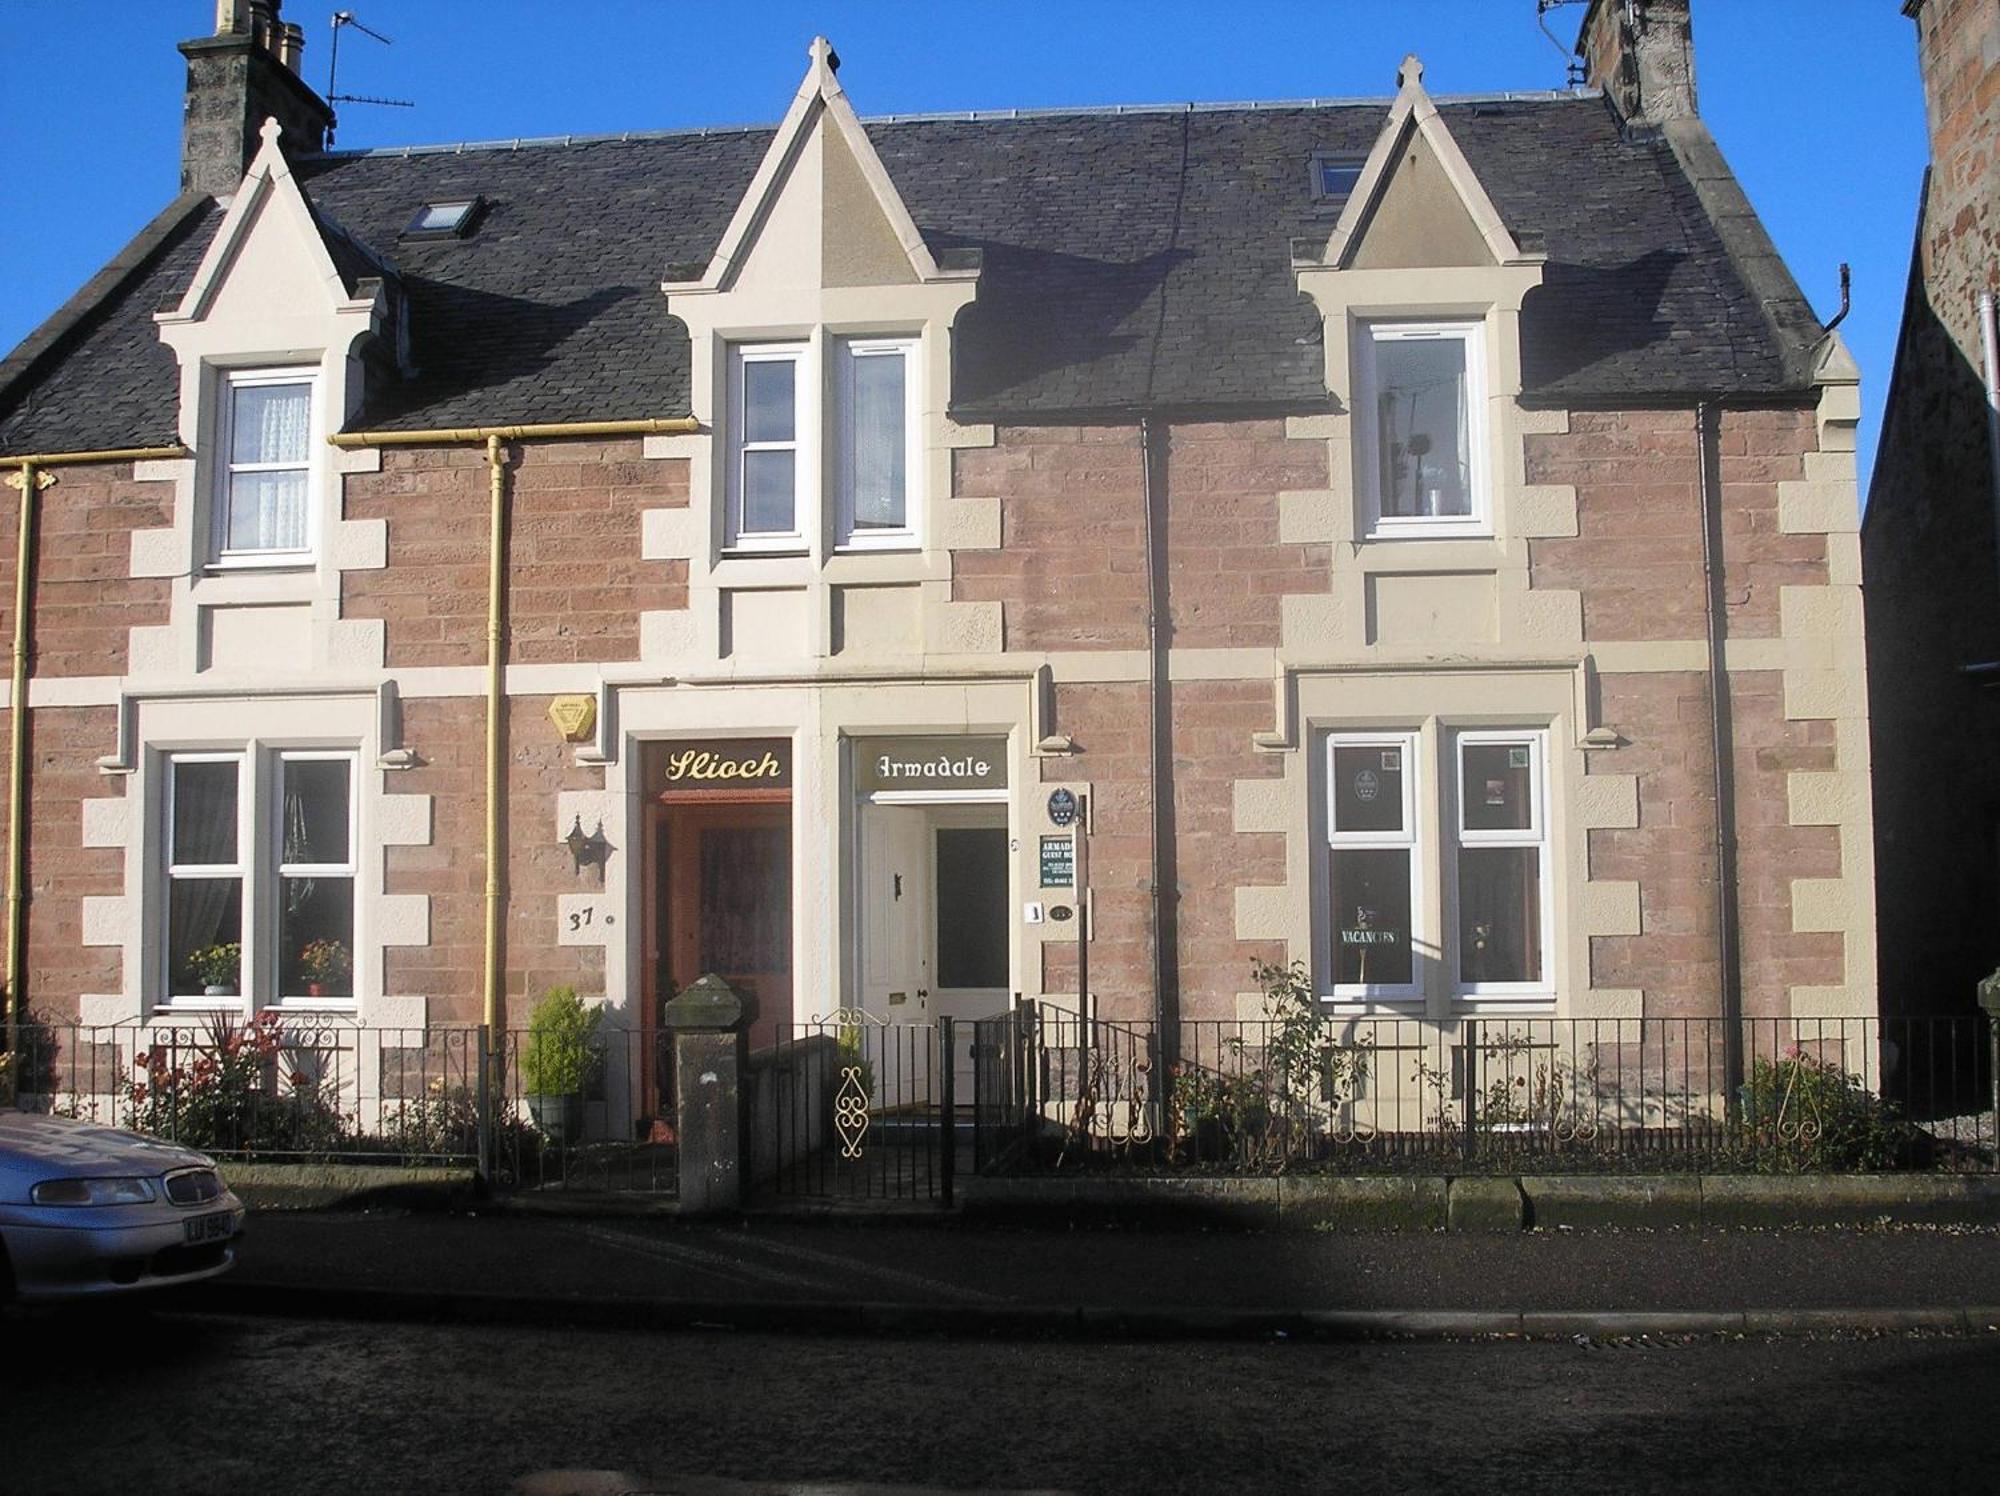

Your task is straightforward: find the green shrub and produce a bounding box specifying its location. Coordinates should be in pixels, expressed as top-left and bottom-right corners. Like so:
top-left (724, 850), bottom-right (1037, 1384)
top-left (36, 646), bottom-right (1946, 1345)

top-left (519, 986), bottom-right (602, 1097)
top-left (1739, 1048), bottom-right (1910, 1171)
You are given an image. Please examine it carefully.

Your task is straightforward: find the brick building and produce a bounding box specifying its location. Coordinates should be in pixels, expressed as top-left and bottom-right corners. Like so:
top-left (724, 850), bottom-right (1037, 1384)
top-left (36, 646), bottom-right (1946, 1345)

top-left (1864, 0), bottom-right (2000, 1022)
top-left (0, 0), bottom-right (1873, 1116)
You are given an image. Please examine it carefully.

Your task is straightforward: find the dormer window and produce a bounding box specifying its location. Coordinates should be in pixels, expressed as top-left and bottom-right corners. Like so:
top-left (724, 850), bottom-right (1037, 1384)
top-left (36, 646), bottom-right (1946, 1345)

top-left (722, 335), bottom-right (923, 555)
top-left (725, 342), bottom-right (809, 551)
top-left (1354, 320), bottom-right (1488, 537)
top-left (214, 367), bottom-right (318, 563)
top-left (834, 336), bottom-right (919, 548)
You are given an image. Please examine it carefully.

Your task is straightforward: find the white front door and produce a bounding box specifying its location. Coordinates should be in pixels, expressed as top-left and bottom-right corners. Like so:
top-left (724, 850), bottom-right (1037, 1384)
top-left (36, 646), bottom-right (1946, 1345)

top-left (927, 810), bottom-right (1011, 1104)
top-left (858, 803), bottom-right (1011, 1106)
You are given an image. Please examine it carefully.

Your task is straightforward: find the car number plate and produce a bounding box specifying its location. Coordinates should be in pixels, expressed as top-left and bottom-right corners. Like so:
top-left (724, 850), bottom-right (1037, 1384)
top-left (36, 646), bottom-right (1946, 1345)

top-left (184, 1211), bottom-right (235, 1244)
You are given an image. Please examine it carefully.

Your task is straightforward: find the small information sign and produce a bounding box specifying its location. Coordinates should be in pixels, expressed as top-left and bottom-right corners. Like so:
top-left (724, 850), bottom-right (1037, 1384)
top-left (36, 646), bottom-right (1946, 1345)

top-left (1039, 835), bottom-right (1075, 888)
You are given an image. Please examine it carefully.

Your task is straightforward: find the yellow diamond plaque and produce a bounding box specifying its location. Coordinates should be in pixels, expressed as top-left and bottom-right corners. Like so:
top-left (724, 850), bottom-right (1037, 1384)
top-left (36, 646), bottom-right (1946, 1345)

top-left (547, 694), bottom-right (598, 743)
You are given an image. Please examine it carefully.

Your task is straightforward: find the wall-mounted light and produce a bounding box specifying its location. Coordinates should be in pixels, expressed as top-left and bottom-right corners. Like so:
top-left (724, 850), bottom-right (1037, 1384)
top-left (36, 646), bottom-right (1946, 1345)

top-left (565, 816), bottom-right (610, 877)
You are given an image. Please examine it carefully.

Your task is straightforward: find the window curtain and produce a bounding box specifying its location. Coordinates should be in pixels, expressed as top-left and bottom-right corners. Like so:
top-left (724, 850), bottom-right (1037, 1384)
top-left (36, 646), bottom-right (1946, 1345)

top-left (283, 777), bottom-right (316, 912)
top-left (849, 352), bottom-right (906, 529)
top-left (229, 384), bottom-right (310, 550)
top-left (1451, 353), bottom-right (1471, 508)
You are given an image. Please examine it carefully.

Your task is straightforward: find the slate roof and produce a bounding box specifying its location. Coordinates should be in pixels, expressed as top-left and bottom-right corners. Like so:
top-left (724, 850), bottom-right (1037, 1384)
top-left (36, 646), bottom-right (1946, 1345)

top-left (0, 92), bottom-right (1824, 453)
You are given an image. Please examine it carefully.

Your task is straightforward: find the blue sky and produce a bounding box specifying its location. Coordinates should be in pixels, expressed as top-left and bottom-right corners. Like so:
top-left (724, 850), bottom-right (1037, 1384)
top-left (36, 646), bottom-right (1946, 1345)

top-left (0, 1), bottom-right (1925, 488)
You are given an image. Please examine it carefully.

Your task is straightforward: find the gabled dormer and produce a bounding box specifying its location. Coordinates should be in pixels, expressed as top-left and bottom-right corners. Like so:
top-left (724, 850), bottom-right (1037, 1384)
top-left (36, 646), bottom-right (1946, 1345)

top-left (1294, 57), bottom-right (1547, 544)
top-left (154, 119), bottom-right (388, 579)
top-left (661, 37), bottom-right (980, 569)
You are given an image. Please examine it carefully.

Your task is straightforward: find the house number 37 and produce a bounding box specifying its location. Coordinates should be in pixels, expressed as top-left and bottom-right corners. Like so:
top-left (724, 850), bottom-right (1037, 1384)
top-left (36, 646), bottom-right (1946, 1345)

top-left (567, 907), bottom-right (612, 932)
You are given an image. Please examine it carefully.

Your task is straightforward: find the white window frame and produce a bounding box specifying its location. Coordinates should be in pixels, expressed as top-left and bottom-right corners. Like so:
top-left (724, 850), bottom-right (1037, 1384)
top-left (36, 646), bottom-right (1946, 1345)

top-left (833, 335), bottom-right (922, 551)
top-left (270, 752), bottom-right (360, 1009)
top-left (1449, 729), bottom-right (1554, 1002)
top-left (1353, 319), bottom-right (1489, 539)
top-left (1322, 730), bottom-right (1424, 1005)
top-left (724, 341), bottom-right (810, 553)
top-left (157, 746), bottom-right (360, 1012)
top-left (162, 753), bottom-right (248, 1009)
top-left (210, 365), bottom-right (320, 568)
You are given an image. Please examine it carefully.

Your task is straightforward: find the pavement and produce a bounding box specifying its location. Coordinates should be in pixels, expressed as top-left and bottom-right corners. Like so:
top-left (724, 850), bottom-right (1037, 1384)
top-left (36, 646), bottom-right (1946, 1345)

top-left (177, 1206), bottom-right (2000, 1341)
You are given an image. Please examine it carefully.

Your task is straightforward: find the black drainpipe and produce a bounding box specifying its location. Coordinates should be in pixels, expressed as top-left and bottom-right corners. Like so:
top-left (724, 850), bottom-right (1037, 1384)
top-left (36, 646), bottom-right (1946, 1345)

top-left (1696, 401), bottom-right (1745, 1110)
top-left (1140, 414), bottom-right (1180, 1083)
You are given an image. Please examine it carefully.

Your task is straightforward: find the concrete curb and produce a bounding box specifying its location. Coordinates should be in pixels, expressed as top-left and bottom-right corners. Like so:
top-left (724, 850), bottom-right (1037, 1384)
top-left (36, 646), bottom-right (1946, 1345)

top-left (225, 1163), bottom-right (480, 1211)
top-left (177, 1281), bottom-right (2000, 1342)
top-left (955, 1173), bottom-right (2000, 1231)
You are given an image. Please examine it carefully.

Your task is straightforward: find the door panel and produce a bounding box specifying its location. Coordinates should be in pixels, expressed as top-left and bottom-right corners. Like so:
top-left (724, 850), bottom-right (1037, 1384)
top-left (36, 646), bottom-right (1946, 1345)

top-left (662, 803), bottom-right (792, 1054)
top-left (931, 821), bottom-right (1009, 1103)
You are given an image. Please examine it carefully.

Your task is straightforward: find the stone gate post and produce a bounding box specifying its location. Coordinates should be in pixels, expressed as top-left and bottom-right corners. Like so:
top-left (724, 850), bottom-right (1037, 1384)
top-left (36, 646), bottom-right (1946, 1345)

top-left (661, 974), bottom-right (748, 1213)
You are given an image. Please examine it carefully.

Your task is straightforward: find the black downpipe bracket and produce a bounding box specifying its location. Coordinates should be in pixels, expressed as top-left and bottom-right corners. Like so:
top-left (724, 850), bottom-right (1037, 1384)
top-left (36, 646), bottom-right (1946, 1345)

top-left (1140, 415), bottom-right (1181, 1083)
top-left (1696, 402), bottom-right (1746, 1110)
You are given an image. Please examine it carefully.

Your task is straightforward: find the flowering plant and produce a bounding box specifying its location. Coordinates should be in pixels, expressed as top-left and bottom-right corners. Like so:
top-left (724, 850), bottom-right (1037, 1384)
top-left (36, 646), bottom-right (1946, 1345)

top-left (298, 939), bottom-right (352, 984)
top-left (125, 1010), bottom-right (351, 1154)
top-left (187, 942), bottom-right (241, 988)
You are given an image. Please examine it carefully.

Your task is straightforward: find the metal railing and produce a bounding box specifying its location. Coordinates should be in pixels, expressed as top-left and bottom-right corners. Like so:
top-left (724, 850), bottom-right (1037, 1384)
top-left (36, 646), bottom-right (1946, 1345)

top-left (7, 1017), bottom-right (680, 1194)
top-left (980, 1008), bottom-right (2000, 1175)
top-left (10, 1015), bottom-right (485, 1166)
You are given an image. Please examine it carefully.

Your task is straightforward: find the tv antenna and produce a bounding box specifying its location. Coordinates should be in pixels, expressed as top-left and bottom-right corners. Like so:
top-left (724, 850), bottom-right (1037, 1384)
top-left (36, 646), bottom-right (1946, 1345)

top-left (1535, 0), bottom-right (1589, 90)
top-left (326, 11), bottom-right (415, 145)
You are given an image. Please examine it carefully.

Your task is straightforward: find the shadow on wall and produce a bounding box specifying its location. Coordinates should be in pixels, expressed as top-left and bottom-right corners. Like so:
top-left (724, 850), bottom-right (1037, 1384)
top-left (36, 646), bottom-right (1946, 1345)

top-left (947, 238), bottom-right (1193, 410)
top-left (1865, 262), bottom-right (2000, 1028)
top-left (1518, 247), bottom-right (1686, 389)
top-left (356, 281), bottom-right (660, 425)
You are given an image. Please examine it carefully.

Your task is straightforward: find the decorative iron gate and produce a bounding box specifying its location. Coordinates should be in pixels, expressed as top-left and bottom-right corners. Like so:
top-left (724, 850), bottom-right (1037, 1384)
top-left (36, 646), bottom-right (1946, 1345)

top-left (756, 1012), bottom-right (956, 1202)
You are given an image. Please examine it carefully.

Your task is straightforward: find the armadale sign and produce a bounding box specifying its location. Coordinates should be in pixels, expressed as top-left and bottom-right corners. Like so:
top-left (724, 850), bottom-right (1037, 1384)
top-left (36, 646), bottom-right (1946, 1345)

top-left (646, 738), bottom-right (792, 795)
top-left (855, 736), bottom-right (1009, 794)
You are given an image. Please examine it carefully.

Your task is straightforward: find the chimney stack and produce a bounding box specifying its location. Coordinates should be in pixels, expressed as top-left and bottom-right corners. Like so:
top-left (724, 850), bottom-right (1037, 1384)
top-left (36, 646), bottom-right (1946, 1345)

top-left (1576, 0), bottom-right (1698, 124)
top-left (179, 0), bottom-right (333, 197)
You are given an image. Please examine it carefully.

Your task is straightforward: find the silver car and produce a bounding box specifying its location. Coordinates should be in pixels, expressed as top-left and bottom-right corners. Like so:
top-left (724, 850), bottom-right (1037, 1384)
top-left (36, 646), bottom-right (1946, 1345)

top-left (0, 1112), bottom-right (244, 1300)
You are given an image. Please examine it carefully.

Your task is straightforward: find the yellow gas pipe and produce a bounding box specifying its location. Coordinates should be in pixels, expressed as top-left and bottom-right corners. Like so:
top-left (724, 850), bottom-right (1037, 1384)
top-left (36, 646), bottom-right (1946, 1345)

top-left (328, 418), bottom-right (697, 1036)
top-left (0, 446), bottom-right (187, 1055)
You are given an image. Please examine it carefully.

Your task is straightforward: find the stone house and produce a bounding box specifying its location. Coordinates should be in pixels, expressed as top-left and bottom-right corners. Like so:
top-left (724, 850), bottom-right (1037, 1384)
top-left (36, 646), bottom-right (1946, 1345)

top-left (0, 0), bottom-right (1872, 1119)
top-left (1864, 0), bottom-right (2000, 1026)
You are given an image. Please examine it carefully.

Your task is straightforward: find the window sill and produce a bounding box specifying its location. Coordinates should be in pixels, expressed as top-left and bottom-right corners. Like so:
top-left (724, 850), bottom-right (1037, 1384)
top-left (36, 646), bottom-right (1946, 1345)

top-left (1361, 522), bottom-right (1491, 543)
top-left (833, 537), bottom-right (919, 555)
top-left (205, 554), bottom-right (315, 574)
top-left (1451, 993), bottom-right (1558, 1015)
top-left (720, 542), bottom-right (809, 559)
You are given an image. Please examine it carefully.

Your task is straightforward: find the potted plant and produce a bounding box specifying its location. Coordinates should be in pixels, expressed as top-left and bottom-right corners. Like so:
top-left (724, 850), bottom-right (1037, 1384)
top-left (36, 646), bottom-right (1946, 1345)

top-left (297, 938), bottom-right (351, 999)
top-left (519, 985), bottom-right (602, 1146)
top-left (188, 942), bottom-right (241, 998)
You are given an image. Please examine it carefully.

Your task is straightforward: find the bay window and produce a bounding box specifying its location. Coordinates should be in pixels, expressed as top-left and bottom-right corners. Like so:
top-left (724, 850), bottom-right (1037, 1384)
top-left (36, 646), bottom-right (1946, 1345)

top-left (214, 368), bottom-right (316, 562)
top-left (1321, 726), bottom-right (1552, 1006)
top-left (160, 750), bottom-right (356, 1007)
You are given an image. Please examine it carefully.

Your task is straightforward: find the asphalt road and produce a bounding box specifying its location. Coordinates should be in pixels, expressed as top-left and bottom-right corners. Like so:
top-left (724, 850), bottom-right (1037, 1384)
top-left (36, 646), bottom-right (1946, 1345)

top-left (7, 1310), bottom-right (1997, 1495)
top-left (227, 1211), bottom-right (2000, 1317)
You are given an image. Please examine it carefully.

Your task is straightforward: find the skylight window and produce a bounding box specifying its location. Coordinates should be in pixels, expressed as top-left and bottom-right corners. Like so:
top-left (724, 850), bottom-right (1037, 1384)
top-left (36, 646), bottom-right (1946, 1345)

top-left (403, 198), bottom-right (481, 238)
top-left (1311, 153), bottom-right (1366, 202)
